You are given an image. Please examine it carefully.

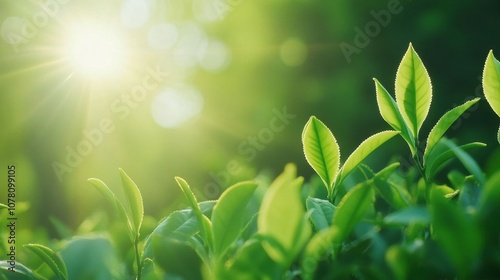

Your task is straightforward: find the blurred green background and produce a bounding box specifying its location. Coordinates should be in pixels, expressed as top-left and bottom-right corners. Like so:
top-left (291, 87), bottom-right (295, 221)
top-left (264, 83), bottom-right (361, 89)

top-left (1, 0), bottom-right (499, 235)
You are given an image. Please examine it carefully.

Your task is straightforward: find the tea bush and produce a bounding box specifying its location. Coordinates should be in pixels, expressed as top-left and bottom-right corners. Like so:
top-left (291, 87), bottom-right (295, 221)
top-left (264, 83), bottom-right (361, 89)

top-left (2, 43), bottom-right (500, 280)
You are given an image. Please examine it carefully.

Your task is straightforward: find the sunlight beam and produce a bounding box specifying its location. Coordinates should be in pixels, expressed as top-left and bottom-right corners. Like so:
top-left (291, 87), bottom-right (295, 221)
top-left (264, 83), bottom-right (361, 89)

top-left (63, 21), bottom-right (127, 79)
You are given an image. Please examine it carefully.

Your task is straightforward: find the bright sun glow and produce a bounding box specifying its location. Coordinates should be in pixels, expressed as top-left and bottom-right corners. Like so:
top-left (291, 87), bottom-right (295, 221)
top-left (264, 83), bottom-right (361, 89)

top-left (64, 22), bottom-right (127, 79)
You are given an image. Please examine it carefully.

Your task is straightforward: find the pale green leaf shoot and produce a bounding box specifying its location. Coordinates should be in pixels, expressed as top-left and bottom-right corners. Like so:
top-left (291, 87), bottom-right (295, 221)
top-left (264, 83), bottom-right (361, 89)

top-left (483, 50), bottom-right (500, 117)
top-left (424, 98), bottom-right (480, 165)
top-left (395, 43), bottom-right (432, 139)
top-left (338, 130), bottom-right (398, 184)
top-left (175, 177), bottom-right (214, 251)
top-left (331, 181), bottom-right (374, 247)
top-left (302, 116), bottom-right (340, 197)
top-left (374, 78), bottom-right (416, 154)
top-left (119, 168), bottom-right (144, 238)
top-left (258, 164), bottom-right (312, 267)
top-left (24, 244), bottom-right (68, 280)
top-left (212, 181), bottom-right (258, 258)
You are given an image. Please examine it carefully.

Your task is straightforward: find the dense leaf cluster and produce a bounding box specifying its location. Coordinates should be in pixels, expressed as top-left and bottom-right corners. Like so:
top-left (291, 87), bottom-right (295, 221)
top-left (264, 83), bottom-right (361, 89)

top-left (3, 44), bottom-right (500, 280)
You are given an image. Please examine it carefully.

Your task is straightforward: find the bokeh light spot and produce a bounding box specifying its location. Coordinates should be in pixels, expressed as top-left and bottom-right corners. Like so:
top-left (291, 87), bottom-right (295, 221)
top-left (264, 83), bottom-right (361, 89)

top-left (151, 87), bottom-right (204, 128)
top-left (121, 0), bottom-right (151, 29)
top-left (192, 0), bottom-right (221, 23)
top-left (198, 39), bottom-right (230, 72)
top-left (173, 22), bottom-right (207, 68)
top-left (148, 23), bottom-right (178, 50)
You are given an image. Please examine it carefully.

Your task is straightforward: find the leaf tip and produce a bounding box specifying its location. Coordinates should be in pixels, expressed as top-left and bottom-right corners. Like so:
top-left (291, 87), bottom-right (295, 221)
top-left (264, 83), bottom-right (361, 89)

top-left (174, 176), bottom-right (185, 184)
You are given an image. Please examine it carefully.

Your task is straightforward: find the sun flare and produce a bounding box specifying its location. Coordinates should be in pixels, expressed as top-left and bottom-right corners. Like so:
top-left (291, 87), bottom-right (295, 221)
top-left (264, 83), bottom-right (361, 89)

top-left (64, 22), bottom-right (127, 79)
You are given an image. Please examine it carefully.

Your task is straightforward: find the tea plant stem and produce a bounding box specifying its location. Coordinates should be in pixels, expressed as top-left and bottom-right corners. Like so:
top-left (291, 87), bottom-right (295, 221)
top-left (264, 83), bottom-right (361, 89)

top-left (135, 237), bottom-right (142, 280)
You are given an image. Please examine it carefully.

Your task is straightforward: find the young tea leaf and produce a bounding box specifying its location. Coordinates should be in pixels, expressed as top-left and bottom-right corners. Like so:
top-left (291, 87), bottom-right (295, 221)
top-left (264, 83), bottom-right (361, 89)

top-left (301, 227), bottom-right (339, 280)
top-left (478, 172), bottom-right (500, 242)
top-left (441, 139), bottom-right (486, 186)
top-left (142, 201), bottom-right (216, 265)
top-left (258, 164), bottom-right (312, 268)
top-left (306, 197), bottom-right (335, 232)
top-left (424, 98), bottom-right (480, 165)
top-left (383, 207), bottom-right (429, 226)
top-left (430, 185), bottom-right (482, 279)
top-left (0, 261), bottom-right (38, 280)
top-left (119, 168), bottom-right (144, 238)
top-left (87, 178), bottom-right (134, 239)
top-left (302, 116), bottom-right (340, 198)
top-left (425, 141), bottom-right (486, 180)
top-left (395, 43), bottom-right (432, 139)
top-left (24, 244), bottom-right (68, 280)
top-left (175, 177), bottom-right (214, 251)
top-left (149, 236), bottom-right (204, 280)
top-left (374, 78), bottom-right (416, 154)
top-left (372, 177), bottom-right (412, 210)
top-left (497, 126), bottom-right (500, 144)
top-left (338, 130), bottom-right (398, 184)
top-left (211, 181), bottom-right (258, 258)
top-left (358, 163), bottom-right (411, 210)
top-left (331, 181), bottom-right (374, 246)
top-left (222, 237), bottom-right (281, 280)
top-left (483, 50), bottom-right (500, 117)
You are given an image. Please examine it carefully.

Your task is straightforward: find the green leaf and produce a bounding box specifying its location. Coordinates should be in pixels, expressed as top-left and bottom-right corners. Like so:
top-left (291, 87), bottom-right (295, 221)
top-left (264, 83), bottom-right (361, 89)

top-left (223, 237), bottom-right (281, 280)
top-left (24, 244), bottom-right (68, 280)
top-left (374, 78), bottom-right (416, 154)
top-left (0, 261), bottom-right (38, 280)
top-left (372, 162), bottom-right (401, 179)
top-left (497, 127), bottom-right (500, 144)
top-left (87, 178), bottom-right (133, 239)
top-left (424, 141), bottom-right (486, 180)
top-left (441, 139), bottom-right (486, 186)
top-left (149, 236), bottom-right (204, 280)
top-left (142, 201), bottom-right (216, 265)
top-left (477, 172), bottom-right (500, 243)
top-left (479, 172), bottom-right (500, 214)
top-left (0, 203), bottom-right (7, 210)
top-left (306, 197), bottom-right (335, 232)
top-left (497, 125), bottom-right (500, 144)
top-left (258, 164), bottom-right (312, 267)
top-left (302, 116), bottom-right (341, 198)
top-left (59, 236), bottom-right (122, 280)
top-left (385, 245), bottom-right (410, 280)
top-left (372, 177), bottom-right (411, 210)
top-left (430, 185), bottom-right (482, 279)
top-left (483, 50), bottom-right (500, 117)
top-left (301, 227), bottom-right (339, 280)
top-left (358, 163), bottom-right (411, 210)
top-left (119, 168), bottom-right (144, 238)
top-left (338, 130), bottom-right (398, 184)
top-left (175, 177), bottom-right (214, 251)
top-left (331, 180), bottom-right (374, 246)
top-left (212, 181), bottom-right (257, 258)
top-left (424, 98), bottom-right (480, 165)
top-left (395, 43), bottom-right (432, 139)
top-left (383, 207), bottom-right (429, 226)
